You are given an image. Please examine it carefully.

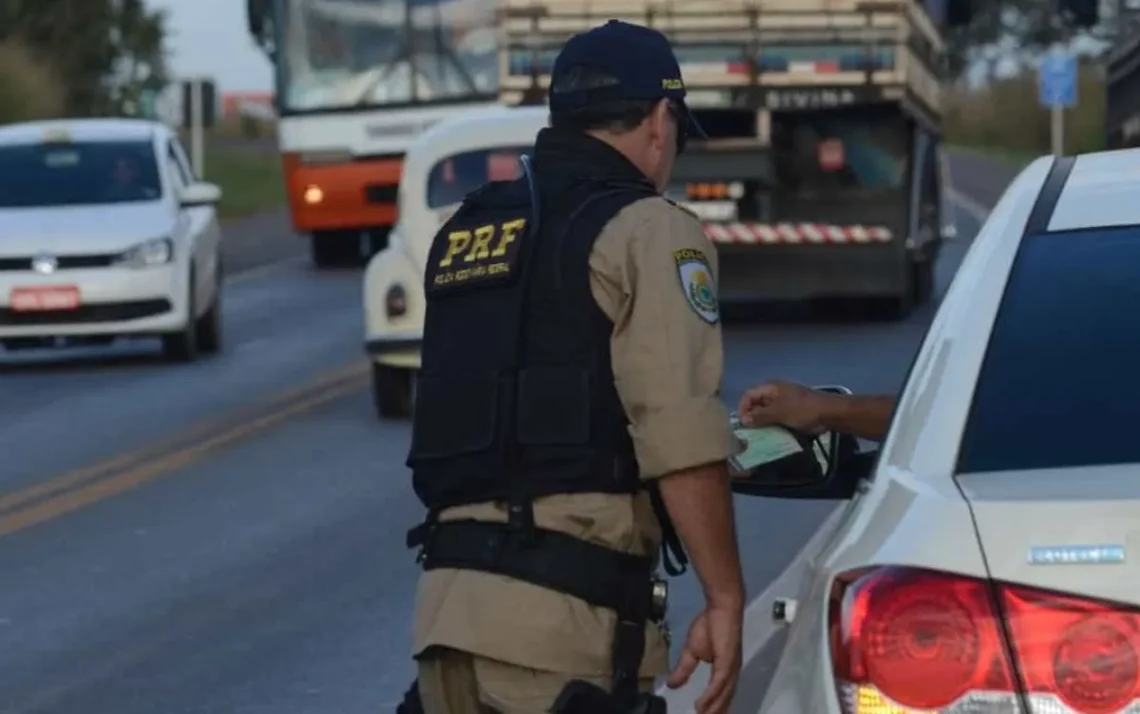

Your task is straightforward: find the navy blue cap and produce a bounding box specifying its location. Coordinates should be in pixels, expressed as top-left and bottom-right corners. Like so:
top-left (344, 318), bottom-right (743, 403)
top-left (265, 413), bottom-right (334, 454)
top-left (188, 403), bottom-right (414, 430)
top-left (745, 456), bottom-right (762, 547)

top-left (549, 20), bottom-right (706, 140)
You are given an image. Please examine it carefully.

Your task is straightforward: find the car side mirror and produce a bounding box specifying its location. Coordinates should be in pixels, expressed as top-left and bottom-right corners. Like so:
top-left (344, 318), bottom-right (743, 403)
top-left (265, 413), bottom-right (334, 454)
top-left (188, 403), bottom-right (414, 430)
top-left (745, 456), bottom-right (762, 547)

top-left (180, 181), bottom-right (222, 208)
top-left (730, 430), bottom-right (872, 500)
top-left (728, 385), bottom-right (873, 500)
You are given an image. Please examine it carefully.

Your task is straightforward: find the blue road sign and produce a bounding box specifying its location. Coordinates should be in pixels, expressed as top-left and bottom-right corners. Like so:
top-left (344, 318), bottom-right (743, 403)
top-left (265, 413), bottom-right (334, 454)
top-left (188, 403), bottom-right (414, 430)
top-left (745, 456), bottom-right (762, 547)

top-left (1039, 52), bottom-right (1077, 108)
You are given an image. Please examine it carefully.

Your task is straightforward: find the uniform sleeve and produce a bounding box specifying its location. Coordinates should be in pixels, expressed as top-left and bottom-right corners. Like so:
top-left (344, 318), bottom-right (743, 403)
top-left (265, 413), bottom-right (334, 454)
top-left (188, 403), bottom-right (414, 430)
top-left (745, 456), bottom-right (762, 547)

top-left (590, 197), bottom-right (740, 480)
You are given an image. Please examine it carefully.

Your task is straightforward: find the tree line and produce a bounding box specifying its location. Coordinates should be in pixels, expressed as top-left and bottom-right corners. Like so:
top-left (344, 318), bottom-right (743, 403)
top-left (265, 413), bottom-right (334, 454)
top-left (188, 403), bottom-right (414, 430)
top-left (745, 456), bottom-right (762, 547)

top-left (945, 0), bottom-right (1134, 83)
top-left (0, 0), bottom-right (167, 122)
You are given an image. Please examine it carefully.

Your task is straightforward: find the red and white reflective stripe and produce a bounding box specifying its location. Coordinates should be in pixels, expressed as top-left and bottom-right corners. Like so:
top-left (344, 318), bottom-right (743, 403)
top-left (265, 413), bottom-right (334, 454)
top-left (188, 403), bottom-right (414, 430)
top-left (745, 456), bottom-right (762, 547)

top-left (702, 223), bottom-right (893, 245)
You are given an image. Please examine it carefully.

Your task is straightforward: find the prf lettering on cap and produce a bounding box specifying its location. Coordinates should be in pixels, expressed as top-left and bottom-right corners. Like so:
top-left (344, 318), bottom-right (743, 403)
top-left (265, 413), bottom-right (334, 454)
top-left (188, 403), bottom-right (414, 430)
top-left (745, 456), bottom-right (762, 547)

top-left (428, 217), bottom-right (527, 291)
top-left (662, 78), bottom-right (683, 90)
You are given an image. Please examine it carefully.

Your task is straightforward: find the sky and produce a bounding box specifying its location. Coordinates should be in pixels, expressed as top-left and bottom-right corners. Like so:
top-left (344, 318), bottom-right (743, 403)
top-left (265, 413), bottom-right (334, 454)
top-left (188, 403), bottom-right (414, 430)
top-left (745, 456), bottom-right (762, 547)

top-left (147, 0), bottom-right (273, 92)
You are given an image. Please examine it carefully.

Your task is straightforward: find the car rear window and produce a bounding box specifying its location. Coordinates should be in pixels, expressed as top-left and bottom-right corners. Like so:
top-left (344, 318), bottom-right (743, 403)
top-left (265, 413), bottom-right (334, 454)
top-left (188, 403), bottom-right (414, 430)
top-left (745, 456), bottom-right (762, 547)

top-left (957, 226), bottom-right (1140, 473)
top-left (0, 140), bottom-right (162, 208)
top-left (426, 146), bottom-right (532, 209)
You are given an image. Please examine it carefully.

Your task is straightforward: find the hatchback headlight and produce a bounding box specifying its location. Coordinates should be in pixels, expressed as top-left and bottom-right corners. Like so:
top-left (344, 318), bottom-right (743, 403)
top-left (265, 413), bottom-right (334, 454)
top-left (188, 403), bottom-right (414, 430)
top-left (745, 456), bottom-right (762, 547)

top-left (116, 238), bottom-right (173, 268)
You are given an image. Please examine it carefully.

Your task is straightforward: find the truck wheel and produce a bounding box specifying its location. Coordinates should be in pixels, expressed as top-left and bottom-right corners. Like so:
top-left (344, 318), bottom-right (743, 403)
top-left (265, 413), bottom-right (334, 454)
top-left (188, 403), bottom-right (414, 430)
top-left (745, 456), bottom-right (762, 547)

top-left (310, 232), bottom-right (341, 268)
top-left (372, 362), bottom-right (414, 419)
top-left (880, 263), bottom-right (915, 320)
top-left (912, 258), bottom-right (935, 306)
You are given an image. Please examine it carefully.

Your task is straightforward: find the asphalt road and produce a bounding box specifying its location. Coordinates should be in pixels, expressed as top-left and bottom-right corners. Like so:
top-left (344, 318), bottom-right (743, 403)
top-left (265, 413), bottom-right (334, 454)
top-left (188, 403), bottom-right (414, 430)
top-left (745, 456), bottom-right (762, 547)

top-left (0, 153), bottom-right (1019, 714)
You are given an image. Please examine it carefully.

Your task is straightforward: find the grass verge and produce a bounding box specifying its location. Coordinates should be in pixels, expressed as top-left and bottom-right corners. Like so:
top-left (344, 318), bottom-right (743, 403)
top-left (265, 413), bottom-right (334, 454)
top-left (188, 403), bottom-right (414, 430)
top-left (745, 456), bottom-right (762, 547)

top-left (945, 64), bottom-right (1106, 165)
top-left (948, 144), bottom-right (1041, 168)
top-left (200, 143), bottom-right (285, 219)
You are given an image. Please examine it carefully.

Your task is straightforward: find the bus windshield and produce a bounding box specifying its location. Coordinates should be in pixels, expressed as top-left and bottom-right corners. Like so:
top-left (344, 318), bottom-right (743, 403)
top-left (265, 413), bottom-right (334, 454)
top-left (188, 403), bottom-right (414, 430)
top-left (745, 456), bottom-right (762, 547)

top-left (275, 0), bottom-right (498, 112)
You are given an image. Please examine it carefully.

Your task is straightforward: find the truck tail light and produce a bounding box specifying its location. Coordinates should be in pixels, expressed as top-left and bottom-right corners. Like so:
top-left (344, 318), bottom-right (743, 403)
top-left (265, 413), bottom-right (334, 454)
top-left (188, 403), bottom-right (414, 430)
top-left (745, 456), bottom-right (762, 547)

top-left (830, 566), bottom-right (1140, 714)
top-left (685, 182), bottom-right (744, 200)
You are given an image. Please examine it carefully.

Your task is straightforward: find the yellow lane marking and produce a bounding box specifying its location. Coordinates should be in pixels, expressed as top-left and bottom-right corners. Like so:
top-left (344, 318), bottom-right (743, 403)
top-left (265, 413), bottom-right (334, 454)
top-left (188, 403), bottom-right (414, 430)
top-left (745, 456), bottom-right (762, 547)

top-left (0, 373), bottom-right (369, 537)
top-left (0, 361), bottom-right (371, 531)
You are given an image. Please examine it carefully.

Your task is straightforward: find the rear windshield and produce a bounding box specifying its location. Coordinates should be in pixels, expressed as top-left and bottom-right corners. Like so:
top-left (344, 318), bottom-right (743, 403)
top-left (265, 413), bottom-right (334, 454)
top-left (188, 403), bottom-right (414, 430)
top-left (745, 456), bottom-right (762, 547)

top-left (426, 146), bottom-right (532, 209)
top-left (957, 226), bottom-right (1140, 473)
top-left (771, 106), bottom-right (907, 194)
top-left (0, 140), bottom-right (162, 208)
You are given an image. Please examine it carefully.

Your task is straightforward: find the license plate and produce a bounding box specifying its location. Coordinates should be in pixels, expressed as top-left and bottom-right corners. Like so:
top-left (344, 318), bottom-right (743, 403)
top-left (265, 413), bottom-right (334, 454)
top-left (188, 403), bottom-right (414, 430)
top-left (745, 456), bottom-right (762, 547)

top-left (10, 285), bottom-right (80, 312)
top-left (681, 200), bottom-right (737, 222)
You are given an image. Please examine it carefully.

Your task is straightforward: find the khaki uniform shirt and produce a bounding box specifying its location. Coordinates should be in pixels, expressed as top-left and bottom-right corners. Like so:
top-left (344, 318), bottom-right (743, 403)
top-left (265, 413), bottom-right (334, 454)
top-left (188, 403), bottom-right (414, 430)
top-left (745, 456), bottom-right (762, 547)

top-left (413, 195), bottom-right (739, 678)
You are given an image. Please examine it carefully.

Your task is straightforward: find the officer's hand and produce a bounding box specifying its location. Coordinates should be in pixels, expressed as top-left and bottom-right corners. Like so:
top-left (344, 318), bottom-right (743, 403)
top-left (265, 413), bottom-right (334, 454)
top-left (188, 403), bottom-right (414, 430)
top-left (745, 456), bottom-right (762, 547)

top-left (666, 607), bottom-right (742, 714)
top-left (737, 380), bottom-right (831, 433)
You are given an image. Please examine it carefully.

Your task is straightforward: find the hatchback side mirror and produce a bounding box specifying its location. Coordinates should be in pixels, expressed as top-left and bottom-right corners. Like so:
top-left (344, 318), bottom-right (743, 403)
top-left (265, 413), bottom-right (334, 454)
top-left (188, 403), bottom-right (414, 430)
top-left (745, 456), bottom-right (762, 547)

top-left (180, 181), bottom-right (222, 207)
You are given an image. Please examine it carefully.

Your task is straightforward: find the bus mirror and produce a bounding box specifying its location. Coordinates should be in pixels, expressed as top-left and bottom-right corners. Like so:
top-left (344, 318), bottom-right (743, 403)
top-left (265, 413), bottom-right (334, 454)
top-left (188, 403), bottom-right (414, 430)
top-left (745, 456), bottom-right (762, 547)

top-left (247, 0), bottom-right (266, 37)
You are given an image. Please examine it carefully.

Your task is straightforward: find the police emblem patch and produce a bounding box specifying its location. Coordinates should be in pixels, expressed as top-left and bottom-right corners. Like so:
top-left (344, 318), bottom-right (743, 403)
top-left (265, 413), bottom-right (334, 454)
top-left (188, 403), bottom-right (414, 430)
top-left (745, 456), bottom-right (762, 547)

top-left (673, 248), bottom-right (719, 324)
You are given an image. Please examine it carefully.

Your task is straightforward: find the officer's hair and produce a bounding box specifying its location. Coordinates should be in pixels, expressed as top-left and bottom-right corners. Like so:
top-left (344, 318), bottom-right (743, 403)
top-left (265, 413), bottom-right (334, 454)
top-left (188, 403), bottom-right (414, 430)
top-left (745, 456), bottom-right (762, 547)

top-left (549, 65), bottom-right (658, 134)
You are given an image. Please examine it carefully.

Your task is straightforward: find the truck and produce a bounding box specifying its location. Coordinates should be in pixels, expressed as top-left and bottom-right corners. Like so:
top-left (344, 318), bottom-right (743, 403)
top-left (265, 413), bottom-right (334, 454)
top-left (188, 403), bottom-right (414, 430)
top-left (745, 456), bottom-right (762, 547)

top-left (248, 0), bottom-right (971, 313)
top-left (502, 0), bottom-right (971, 318)
top-left (1106, 35), bottom-right (1140, 151)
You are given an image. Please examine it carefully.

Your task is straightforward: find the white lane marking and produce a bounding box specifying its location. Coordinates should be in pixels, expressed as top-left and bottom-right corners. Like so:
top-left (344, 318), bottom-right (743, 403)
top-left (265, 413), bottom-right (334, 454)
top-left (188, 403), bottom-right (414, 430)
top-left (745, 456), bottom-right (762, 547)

top-left (227, 254), bottom-right (308, 285)
top-left (948, 189), bottom-right (990, 224)
top-left (656, 503), bottom-right (846, 712)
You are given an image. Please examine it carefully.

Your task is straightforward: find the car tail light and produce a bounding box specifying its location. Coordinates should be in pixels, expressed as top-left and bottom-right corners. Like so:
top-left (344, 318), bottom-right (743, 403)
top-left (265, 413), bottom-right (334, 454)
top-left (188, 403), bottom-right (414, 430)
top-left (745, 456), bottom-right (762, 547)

top-left (830, 566), bottom-right (1140, 714)
top-left (386, 284), bottom-right (407, 317)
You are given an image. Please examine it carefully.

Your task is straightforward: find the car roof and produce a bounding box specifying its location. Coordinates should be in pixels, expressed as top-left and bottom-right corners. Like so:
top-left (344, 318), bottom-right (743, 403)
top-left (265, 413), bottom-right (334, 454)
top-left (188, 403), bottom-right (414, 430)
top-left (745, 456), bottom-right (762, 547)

top-left (1048, 148), bottom-right (1140, 231)
top-left (0, 117), bottom-right (167, 147)
top-left (401, 105), bottom-right (549, 184)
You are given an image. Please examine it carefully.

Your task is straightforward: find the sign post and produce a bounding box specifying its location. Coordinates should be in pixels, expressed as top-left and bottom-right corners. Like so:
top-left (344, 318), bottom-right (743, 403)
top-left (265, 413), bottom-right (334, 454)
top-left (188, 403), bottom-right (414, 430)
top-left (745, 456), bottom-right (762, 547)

top-left (138, 88), bottom-right (157, 120)
top-left (190, 79), bottom-right (204, 178)
top-left (1038, 50), bottom-right (1078, 156)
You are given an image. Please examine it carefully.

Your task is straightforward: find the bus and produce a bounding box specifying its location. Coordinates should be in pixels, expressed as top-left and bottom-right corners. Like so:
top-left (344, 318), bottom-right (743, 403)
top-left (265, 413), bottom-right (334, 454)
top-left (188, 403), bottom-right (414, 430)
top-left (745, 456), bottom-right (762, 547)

top-left (246, 0), bottom-right (500, 267)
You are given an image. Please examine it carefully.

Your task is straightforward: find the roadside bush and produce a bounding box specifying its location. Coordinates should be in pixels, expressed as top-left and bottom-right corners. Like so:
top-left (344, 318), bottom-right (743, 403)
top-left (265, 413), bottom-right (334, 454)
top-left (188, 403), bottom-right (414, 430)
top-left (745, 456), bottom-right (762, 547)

top-left (945, 65), bottom-right (1106, 156)
top-left (0, 40), bottom-right (65, 124)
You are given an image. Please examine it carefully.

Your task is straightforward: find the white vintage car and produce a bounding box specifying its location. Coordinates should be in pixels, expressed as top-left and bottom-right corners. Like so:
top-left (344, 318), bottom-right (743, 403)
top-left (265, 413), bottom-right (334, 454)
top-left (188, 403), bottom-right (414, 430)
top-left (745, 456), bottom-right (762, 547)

top-left (362, 105), bottom-right (548, 418)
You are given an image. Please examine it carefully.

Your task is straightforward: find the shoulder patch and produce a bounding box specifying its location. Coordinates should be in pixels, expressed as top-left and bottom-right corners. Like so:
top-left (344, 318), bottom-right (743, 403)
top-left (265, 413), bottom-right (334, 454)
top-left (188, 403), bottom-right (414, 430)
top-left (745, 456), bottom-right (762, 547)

top-left (673, 247), bottom-right (719, 324)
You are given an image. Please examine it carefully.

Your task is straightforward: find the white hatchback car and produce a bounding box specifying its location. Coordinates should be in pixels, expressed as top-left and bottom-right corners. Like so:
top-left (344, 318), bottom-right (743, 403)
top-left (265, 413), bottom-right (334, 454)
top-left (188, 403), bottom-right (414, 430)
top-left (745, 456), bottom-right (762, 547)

top-left (737, 149), bottom-right (1140, 714)
top-left (0, 118), bottom-right (224, 361)
top-left (363, 105), bottom-right (548, 418)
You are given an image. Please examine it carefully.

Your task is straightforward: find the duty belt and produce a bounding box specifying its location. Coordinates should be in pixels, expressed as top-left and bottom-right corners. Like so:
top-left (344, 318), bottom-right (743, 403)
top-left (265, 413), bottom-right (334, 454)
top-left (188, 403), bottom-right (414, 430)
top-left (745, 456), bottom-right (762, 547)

top-left (408, 518), bottom-right (664, 705)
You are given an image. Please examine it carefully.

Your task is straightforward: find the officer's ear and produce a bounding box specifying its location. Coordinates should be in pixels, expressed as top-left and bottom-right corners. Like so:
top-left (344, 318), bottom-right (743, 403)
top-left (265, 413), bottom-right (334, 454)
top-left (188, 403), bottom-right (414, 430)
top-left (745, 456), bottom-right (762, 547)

top-left (648, 99), bottom-right (673, 150)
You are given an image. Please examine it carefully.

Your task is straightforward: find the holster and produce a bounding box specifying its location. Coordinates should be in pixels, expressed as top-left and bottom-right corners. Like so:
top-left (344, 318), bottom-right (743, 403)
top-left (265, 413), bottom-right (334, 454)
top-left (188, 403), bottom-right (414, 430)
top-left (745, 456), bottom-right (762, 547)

top-left (550, 680), bottom-right (666, 714)
top-left (396, 680), bottom-right (423, 714)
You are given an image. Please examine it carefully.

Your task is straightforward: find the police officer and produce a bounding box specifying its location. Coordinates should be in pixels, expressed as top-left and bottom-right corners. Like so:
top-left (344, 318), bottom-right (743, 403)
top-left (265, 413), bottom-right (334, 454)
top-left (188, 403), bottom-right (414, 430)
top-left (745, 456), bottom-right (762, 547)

top-left (405, 19), bottom-right (745, 714)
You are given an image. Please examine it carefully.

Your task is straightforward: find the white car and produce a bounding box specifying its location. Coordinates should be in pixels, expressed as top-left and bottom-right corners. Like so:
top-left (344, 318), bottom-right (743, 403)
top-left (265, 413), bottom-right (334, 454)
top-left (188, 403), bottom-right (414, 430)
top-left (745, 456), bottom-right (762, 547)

top-left (739, 149), bottom-right (1140, 714)
top-left (363, 105), bottom-right (548, 418)
top-left (0, 118), bottom-right (224, 361)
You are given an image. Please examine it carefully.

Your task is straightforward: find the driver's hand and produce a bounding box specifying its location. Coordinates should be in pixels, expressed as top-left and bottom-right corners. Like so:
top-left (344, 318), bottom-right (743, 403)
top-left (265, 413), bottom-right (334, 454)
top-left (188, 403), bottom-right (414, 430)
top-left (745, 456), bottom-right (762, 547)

top-left (737, 380), bottom-right (830, 433)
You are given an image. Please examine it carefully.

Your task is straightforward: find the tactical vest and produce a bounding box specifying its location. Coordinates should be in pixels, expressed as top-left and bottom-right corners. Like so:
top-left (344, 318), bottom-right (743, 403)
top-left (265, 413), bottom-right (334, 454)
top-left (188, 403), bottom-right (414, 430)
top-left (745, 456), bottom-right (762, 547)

top-left (406, 165), bottom-right (657, 512)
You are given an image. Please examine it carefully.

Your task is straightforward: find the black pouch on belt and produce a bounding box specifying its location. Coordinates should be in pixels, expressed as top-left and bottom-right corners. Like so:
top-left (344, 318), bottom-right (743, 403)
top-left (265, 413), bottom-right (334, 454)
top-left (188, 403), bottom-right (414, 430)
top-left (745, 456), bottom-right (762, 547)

top-left (550, 681), bottom-right (668, 714)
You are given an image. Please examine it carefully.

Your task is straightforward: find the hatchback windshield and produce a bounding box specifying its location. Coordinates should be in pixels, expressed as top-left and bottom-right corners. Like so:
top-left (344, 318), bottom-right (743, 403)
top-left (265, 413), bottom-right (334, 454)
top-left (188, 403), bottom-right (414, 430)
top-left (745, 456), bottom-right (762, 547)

top-left (0, 140), bottom-right (162, 208)
top-left (957, 225), bottom-right (1140, 473)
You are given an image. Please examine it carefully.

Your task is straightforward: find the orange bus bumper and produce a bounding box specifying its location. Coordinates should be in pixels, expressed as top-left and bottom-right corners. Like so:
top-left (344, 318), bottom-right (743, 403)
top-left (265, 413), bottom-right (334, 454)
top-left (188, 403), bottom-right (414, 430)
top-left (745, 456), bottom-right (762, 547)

top-left (282, 153), bottom-right (403, 233)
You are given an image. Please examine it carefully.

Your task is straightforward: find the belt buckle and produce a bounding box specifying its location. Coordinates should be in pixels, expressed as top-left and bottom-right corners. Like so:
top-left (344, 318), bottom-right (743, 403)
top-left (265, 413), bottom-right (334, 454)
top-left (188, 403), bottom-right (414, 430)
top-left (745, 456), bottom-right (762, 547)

top-left (415, 522), bottom-right (440, 565)
top-left (650, 577), bottom-right (668, 621)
